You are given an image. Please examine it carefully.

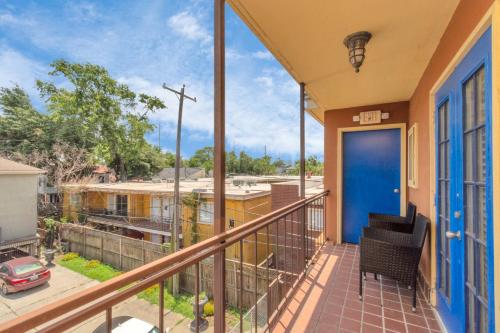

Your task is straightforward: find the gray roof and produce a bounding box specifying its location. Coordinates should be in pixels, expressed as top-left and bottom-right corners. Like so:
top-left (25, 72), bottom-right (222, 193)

top-left (157, 167), bottom-right (205, 180)
top-left (0, 157), bottom-right (45, 175)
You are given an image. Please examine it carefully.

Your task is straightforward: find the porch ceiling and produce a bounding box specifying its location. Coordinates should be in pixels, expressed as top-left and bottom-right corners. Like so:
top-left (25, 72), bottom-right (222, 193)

top-left (228, 0), bottom-right (460, 123)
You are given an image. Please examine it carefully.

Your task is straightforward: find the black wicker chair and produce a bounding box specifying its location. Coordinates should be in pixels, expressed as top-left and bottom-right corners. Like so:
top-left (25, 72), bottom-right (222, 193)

top-left (359, 214), bottom-right (429, 311)
top-left (368, 201), bottom-right (417, 233)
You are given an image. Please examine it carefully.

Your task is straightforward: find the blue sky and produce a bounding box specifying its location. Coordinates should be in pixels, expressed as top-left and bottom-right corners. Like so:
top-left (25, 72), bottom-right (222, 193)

top-left (0, 0), bottom-right (323, 161)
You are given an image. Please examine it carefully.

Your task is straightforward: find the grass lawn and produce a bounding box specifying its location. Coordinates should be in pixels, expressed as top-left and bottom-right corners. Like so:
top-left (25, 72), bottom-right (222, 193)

top-left (57, 256), bottom-right (120, 282)
top-left (56, 253), bottom-right (198, 320)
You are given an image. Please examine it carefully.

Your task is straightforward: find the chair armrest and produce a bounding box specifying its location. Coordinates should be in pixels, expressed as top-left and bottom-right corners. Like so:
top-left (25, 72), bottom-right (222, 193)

top-left (363, 227), bottom-right (416, 247)
top-left (369, 213), bottom-right (406, 224)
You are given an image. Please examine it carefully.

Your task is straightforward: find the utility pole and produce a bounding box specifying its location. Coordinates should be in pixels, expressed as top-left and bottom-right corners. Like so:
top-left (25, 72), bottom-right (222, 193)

top-left (162, 83), bottom-right (197, 295)
top-left (158, 122), bottom-right (161, 149)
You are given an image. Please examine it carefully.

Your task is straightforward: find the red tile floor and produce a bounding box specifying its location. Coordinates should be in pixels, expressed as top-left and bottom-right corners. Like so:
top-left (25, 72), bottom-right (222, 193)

top-left (271, 243), bottom-right (443, 333)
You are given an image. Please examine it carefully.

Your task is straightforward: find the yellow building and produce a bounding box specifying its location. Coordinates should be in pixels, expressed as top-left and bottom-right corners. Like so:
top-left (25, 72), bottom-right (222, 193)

top-left (61, 179), bottom-right (273, 264)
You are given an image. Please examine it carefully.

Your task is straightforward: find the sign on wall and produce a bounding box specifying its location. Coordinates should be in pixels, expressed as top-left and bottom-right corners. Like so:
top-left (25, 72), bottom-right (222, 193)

top-left (352, 110), bottom-right (389, 125)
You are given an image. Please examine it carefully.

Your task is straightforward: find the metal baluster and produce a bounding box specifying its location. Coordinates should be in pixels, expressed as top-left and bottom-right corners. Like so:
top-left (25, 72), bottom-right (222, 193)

top-left (240, 239), bottom-right (243, 333)
top-left (254, 232), bottom-right (258, 333)
top-left (106, 308), bottom-right (112, 333)
top-left (266, 224), bottom-right (270, 329)
top-left (195, 263), bottom-right (200, 333)
top-left (284, 214), bottom-right (288, 294)
top-left (159, 280), bottom-right (164, 333)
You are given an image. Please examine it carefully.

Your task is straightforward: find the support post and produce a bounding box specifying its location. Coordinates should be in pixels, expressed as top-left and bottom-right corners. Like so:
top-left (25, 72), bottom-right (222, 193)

top-left (300, 82), bottom-right (306, 268)
top-left (214, 0), bottom-right (226, 331)
top-left (299, 82), bottom-right (306, 199)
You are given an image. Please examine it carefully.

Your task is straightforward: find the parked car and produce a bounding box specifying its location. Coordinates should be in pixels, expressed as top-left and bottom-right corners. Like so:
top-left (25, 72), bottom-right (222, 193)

top-left (93, 316), bottom-right (164, 333)
top-left (0, 256), bottom-right (51, 295)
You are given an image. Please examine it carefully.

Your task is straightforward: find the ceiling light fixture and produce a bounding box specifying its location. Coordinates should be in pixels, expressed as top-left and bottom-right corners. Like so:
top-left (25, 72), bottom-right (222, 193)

top-left (343, 31), bottom-right (372, 73)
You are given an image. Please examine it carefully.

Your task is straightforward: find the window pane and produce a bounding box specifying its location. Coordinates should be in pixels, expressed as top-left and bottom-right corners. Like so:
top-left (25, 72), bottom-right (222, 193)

top-left (478, 186), bottom-right (486, 242)
top-left (479, 244), bottom-right (488, 300)
top-left (464, 132), bottom-right (474, 181)
top-left (477, 127), bottom-right (486, 182)
top-left (464, 185), bottom-right (474, 233)
top-left (464, 76), bottom-right (475, 131)
top-left (467, 238), bottom-right (475, 285)
top-left (476, 67), bottom-right (486, 126)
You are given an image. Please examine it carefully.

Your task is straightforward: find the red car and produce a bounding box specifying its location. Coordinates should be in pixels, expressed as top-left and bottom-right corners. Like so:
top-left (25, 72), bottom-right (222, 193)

top-left (0, 256), bottom-right (51, 295)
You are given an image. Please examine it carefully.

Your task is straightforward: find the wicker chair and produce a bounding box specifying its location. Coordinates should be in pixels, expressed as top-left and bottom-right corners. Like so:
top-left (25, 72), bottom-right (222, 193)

top-left (368, 202), bottom-right (417, 233)
top-left (359, 214), bottom-right (429, 311)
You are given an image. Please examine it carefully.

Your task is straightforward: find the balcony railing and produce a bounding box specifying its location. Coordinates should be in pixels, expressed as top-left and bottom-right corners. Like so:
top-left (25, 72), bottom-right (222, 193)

top-left (0, 190), bottom-right (328, 333)
top-left (81, 208), bottom-right (181, 235)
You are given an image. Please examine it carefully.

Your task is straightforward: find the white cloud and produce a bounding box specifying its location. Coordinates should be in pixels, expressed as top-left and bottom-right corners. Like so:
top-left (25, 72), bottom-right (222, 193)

top-left (0, 46), bottom-right (46, 96)
top-left (167, 11), bottom-right (212, 44)
top-left (252, 50), bottom-right (273, 60)
top-left (0, 1), bottom-right (324, 158)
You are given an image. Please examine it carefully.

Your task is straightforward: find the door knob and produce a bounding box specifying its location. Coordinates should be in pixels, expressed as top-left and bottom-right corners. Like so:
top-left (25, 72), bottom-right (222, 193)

top-left (454, 210), bottom-right (461, 219)
top-left (445, 230), bottom-right (461, 240)
top-left (393, 188), bottom-right (400, 193)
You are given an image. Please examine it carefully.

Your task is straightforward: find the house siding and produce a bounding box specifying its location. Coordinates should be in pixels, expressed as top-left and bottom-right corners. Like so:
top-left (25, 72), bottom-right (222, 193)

top-left (0, 174), bottom-right (38, 242)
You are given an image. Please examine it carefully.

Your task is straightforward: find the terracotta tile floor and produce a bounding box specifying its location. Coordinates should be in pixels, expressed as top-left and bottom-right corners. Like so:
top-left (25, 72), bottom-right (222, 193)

top-left (271, 243), bottom-right (442, 333)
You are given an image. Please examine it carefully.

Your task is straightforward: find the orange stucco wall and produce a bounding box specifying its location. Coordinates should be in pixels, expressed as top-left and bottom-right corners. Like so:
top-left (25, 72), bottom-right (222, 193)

top-left (323, 101), bottom-right (409, 241)
top-left (323, 0), bottom-right (494, 286)
top-left (408, 0), bottom-right (494, 283)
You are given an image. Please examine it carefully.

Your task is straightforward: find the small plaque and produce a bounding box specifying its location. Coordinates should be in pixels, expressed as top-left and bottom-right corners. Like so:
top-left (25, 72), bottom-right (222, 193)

top-left (359, 110), bottom-right (382, 125)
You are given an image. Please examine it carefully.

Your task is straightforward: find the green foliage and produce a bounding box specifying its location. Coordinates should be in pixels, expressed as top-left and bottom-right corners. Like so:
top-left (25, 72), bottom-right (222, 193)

top-left (59, 217), bottom-right (69, 224)
top-left (186, 146), bottom-right (213, 173)
top-left (182, 192), bottom-right (201, 244)
top-left (290, 155), bottom-right (324, 176)
top-left (43, 218), bottom-right (57, 232)
top-left (203, 300), bottom-right (214, 316)
top-left (137, 285), bottom-right (195, 319)
top-left (57, 255), bottom-right (121, 282)
top-left (187, 146), bottom-right (297, 176)
top-left (0, 60), bottom-right (170, 182)
top-left (61, 252), bottom-right (79, 261)
top-left (85, 259), bottom-right (101, 269)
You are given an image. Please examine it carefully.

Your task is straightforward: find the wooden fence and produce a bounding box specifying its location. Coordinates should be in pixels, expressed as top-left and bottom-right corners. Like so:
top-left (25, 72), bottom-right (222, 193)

top-left (60, 224), bottom-right (283, 311)
top-left (60, 224), bottom-right (167, 271)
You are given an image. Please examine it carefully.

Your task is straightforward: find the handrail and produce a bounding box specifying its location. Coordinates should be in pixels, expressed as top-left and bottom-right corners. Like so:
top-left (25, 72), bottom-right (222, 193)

top-left (0, 190), bottom-right (329, 332)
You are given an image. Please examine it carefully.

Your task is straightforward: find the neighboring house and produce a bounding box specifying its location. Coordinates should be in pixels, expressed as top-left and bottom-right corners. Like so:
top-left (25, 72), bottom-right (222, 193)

top-left (92, 165), bottom-right (117, 183)
top-left (61, 179), bottom-right (273, 264)
top-left (157, 167), bottom-right (205, 181)
top-left (0, 158), bottom-right (45, 259)
top-left (37, 175), bottom-right (61, 216)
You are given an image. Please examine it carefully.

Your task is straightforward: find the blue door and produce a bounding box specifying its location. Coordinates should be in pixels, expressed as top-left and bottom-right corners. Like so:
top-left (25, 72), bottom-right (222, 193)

top-left (435, 28), bottom-right (495, 333)
top-left (342, 128), bottom-right (401, 243)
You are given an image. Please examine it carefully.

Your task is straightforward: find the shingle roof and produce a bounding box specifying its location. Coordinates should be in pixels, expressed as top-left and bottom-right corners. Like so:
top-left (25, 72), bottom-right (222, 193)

top-left (0, 157), bottom-right (45, 175)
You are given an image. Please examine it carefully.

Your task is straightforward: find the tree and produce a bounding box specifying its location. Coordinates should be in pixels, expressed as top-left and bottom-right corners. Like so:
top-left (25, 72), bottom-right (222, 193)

top-left (0, 85), bottom-right (52, 154)
top-left (187, 146), bottom-right (214, 173)
top-left (36, 60), bottom-right (166, 180)
top-left (290, 155), bottom-right (324, 176)
top-left (252, 155), bottom-right (276, 175)
top-left (238, 151), bottom-right (253, 174)
top-left (0, 61), bottom-right (171, 182)
top-left (226, 150), bottom-right (239, 174)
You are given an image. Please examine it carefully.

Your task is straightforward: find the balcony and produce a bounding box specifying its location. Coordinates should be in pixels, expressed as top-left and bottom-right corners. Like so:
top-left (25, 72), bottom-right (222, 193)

top-left (0, 191), bottom-right (440, 333)
top-left (81, 208), bottom-right (182, 237)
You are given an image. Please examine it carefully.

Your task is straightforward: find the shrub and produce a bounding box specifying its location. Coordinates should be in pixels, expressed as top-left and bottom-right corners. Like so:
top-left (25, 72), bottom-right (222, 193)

top-left (62, 252), bottom-right (79, 261)
top-left (203, 300), bottom-right (214, 317)
top-left (85, 259), bottom-right (101, 269)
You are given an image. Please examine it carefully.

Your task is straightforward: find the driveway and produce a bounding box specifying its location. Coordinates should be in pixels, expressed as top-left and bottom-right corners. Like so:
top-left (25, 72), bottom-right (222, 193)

top-left (0, 262), bottom-right (99, 323)
top-left (0, 261), bottom-right (196, 332)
